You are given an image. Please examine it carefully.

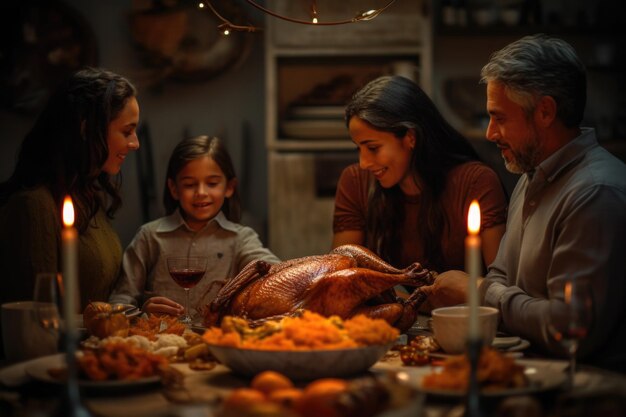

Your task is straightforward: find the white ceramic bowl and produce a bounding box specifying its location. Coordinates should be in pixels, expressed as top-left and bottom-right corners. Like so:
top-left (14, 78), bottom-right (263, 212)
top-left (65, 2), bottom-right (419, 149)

top-left (431, 306), bottom-right (499, 354)
top-left (207, 344), bottom-right (391, 381)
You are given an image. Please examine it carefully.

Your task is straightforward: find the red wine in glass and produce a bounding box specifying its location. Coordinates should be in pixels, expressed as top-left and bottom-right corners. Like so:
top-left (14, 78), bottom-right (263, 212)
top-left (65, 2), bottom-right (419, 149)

top-left (169, 269), bottom-right (205, 289)
top-left (167, 256), bottom-right (208, 325)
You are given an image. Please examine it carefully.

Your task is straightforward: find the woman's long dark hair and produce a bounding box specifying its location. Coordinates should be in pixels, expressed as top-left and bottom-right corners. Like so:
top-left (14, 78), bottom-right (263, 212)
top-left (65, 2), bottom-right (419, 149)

top-left (345, 75), bottom-right (480, 270)
top-left (163, 136), bottom-right (241, 222)
top-left (0, 67), bottom-right (137, 232)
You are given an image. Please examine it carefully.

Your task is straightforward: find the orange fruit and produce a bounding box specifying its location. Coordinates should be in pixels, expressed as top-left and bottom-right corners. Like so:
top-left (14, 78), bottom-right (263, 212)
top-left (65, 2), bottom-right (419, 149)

top-left (268, 387), bottom-right (303, 408)
top-left (251, 371), bottom-right (294, 395)
top-left (294, 378), bottom-right (349, 417)
top-left (223, 388), bottom-right (267, 411)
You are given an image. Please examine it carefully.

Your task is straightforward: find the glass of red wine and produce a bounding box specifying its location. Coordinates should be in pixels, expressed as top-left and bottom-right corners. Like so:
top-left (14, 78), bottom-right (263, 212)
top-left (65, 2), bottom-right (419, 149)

top-left (547, 278), bottom-right (593, 389)
top-left (167, 256), bottom-right (208, 325)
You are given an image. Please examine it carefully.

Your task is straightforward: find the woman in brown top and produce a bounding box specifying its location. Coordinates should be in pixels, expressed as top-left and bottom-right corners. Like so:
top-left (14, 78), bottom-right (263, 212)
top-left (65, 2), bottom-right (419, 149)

top-left (333, 76), bottom-right (507, 274)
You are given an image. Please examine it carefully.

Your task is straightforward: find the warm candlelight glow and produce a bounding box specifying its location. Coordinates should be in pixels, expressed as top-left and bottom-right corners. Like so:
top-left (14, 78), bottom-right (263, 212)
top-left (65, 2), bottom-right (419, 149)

top-left (466, 199), bottom-right (482, 341)
top-left (564, 281), bottom-right (572, 304)
top-left (62, 196), bottom-right (75, 227)
top-left (468, 200), bottom-right (481, 235)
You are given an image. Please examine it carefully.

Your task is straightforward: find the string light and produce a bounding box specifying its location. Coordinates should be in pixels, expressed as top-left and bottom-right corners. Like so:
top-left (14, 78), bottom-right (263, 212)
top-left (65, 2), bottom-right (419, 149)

top-left (199, 1), bottom-right (262, 34)
top-left (311, 0), bottom-right (319, 24)
top-left (198, 0), bottom-right (396, 34)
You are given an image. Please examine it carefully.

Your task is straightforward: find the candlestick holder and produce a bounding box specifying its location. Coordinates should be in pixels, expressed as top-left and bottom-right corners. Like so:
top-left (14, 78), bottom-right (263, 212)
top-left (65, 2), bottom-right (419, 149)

top-left (464, 337), bottom-right (484, 417)
top-left (52, 328), bottom-right (92, 417)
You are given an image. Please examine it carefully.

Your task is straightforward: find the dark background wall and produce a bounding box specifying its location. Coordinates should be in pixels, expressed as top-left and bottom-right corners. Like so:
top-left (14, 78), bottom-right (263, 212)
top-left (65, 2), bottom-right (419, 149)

top-left (1, 0), bottom-right (624, 251)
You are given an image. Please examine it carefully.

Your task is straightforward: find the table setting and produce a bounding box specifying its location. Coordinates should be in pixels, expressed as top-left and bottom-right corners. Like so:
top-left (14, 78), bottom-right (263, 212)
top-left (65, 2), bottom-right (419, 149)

top-left (2, 301), bottom-right (626, 417)
top-left (1, 198), bottom-right (625, 417)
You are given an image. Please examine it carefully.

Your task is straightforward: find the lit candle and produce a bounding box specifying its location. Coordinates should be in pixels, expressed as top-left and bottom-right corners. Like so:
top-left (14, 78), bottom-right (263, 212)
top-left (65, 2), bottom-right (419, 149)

top-left (466, 200), bottom-right (481, 340)
top-left (62, 196), bottom-right (78, 332)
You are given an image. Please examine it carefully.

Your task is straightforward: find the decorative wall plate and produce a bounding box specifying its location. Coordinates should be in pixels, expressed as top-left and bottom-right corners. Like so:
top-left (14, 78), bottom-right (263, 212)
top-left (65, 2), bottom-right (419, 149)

top-left (129, 2), bottom-right (255, 84)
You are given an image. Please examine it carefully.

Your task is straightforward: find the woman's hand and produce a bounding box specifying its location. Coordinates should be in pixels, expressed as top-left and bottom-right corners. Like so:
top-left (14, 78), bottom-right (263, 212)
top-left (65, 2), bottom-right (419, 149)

top-left (141, 296), bottom-right (184, 316)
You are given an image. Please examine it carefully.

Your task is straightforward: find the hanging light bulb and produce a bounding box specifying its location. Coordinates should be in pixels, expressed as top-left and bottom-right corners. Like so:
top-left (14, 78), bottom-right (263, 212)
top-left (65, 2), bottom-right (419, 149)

top-left (202, 1), bottom-right (262, 34)
top-left (218, 23), bottom-right (231, 35)
top-left (311, 0), bottom-right (319, 24)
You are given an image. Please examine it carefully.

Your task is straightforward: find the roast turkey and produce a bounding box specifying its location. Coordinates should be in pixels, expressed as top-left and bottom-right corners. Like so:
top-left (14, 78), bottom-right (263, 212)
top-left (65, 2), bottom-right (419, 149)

top-left (202, 244), bottom-right (434, 332)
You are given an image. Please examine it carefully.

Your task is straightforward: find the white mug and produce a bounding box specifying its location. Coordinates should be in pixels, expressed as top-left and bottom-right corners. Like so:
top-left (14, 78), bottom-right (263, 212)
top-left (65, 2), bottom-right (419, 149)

top-left (1, 301), bottom-right (59, 363)
top-left (431, 306), bottom-right (499, 354)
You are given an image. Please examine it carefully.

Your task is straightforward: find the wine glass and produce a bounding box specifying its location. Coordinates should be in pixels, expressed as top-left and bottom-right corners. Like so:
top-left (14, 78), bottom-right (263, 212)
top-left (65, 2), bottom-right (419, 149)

top-left (167, 256), bottom-right (208, 325)
top-left (31, 273), bottom-right (63, 358)
top-left (546, 278), bottom-right (593, 389)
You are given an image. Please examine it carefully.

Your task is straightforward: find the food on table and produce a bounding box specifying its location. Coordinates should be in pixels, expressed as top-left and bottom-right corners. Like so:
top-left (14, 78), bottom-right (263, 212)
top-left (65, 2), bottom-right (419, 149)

top-left (422, 347), bottom-right (528, 391)
top-left (399, 346), bottom-right (431, 366)
top-left (220, 371), bottom-right (394, 417)
top-left (129, 313), bottom-right (186, 339)
top-left (295, 378), bottom-right (349, 417)
top-left (251, 371), bottom-right (294, 395)
top-left (81, 313), bottom-right (215, 365)
top-left (83, 301), bottom-right (130, 338)
top-left (202, 310), bottom-right (399, 350)
top-left (399, 335), bottom-right (441, 366)
top-left (268, 388), bottom-right (303, 409)
top-left (75, 342), bottom-right (169, 381)
top-left (203, 244), bottom-right (434, 332)
top-left (409, 335), bottom-right (440, 352)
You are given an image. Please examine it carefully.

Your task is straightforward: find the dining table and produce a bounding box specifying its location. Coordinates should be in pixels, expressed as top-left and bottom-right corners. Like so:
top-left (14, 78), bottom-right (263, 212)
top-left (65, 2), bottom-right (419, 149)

top-left (1, 320), bottom-right (625, 417)
top-left (1, 350), bottom-right (625, 417)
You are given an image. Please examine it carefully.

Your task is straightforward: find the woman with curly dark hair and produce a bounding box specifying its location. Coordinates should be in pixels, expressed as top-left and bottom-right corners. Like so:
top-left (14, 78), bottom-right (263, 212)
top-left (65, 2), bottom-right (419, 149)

top-left (333, 75), bottom-right (507, 275)
top-left (0, 67), bottom-right (140, 311)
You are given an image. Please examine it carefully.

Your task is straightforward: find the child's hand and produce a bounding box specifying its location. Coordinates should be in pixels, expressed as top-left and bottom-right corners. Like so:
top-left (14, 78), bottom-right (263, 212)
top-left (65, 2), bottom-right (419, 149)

top-left (142, 296), bottom-right (184, 317)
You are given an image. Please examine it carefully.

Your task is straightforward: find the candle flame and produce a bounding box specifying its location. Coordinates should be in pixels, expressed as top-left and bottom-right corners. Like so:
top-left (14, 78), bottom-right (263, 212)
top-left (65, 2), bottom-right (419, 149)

top-left (62, 196), bottom-right (75, 227)
top-left (564, 281), bottom-right (572, 304)
top-left (468, 200), bottom-right (481, 235)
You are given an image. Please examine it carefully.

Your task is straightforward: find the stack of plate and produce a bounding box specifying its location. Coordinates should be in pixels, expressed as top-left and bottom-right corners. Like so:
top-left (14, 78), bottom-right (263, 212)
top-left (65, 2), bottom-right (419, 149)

top-left (280, 105), bottom-right (348, 140)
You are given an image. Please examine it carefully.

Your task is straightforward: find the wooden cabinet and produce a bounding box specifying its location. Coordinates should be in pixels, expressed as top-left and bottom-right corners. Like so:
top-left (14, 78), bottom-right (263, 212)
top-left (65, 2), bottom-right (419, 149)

top-left (264, 0), bottom-right (432, 259)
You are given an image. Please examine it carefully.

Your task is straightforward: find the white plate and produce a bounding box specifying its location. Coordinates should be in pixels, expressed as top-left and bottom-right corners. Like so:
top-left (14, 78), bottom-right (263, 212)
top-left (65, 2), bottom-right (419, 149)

top-left (506, 338), bottom-right (531, 352)
top-left (492, 336), bottom-right (521, 349)
top-left (207, 344), bottom-right (391, 381)
top-left (25, 354), bottom-right (161, 389)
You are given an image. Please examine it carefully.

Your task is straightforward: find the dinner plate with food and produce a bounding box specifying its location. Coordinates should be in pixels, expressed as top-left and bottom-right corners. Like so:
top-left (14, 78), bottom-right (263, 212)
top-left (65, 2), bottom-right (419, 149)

top-left (25, 351), bottom-right (163, 391)
top-left (375, 347), bottom-right (567, 398)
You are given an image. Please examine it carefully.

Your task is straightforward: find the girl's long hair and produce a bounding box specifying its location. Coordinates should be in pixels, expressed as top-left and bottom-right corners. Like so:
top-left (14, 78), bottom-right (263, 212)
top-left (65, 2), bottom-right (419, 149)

top-left (345, 75), bottom-right (480, 270)
top-left (0, 67), bottom-right (137, 232)
top-left (163, 136), bottom-right (241, 222)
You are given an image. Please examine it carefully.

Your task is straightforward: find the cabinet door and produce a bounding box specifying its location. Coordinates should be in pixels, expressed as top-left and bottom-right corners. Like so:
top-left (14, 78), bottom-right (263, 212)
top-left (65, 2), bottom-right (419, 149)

top-left (268, 151), bottom-right (357, 259)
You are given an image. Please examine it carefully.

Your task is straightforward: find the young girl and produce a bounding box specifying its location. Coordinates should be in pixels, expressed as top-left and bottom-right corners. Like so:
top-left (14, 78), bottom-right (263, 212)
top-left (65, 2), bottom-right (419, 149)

top-left (110, 136), bottom-right (279, 322)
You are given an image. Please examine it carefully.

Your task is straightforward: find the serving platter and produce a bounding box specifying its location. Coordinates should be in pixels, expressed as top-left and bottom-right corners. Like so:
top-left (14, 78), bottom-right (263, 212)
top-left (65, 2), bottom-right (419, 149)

top-left (25, 354), bottom-right (161, 390)
top-left (206, 343), bottom-right (391, 380)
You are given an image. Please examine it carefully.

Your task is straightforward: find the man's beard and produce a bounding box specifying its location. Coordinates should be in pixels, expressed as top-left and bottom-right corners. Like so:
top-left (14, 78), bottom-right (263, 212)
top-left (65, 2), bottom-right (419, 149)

top-left (503, 130), bottom-right (542, 174)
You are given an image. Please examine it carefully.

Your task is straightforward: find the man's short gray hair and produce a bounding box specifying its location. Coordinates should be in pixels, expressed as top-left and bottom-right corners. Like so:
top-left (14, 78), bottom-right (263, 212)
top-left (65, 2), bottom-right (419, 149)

top-left (480, 34), bottom-right (586, 127)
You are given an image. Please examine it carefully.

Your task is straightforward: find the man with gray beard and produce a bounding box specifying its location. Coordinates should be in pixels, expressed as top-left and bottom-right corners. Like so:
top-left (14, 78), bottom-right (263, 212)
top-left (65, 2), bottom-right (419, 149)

top-left (422, 34), bottom-right (626, 372)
